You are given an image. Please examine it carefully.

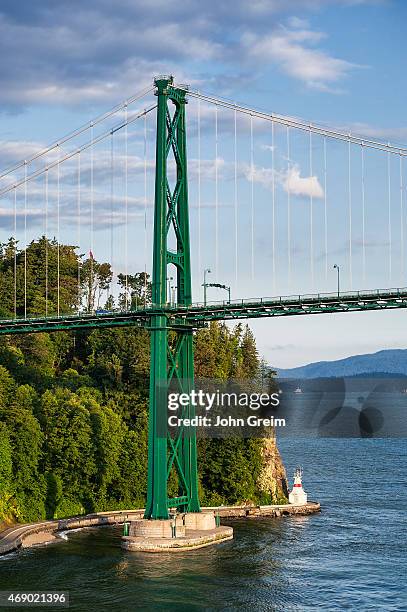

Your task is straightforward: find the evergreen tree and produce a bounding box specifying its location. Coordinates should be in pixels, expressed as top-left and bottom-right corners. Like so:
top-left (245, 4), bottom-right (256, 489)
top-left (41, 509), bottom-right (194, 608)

top-left (0, 234), bottom-right (284, 523)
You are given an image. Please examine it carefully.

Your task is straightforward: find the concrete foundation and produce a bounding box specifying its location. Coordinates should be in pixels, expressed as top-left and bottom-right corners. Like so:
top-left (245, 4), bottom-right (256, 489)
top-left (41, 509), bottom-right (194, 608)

top-left (121, 511), bottom-right (233, 553)
top-left (183, 512), bottom-right (216, 530)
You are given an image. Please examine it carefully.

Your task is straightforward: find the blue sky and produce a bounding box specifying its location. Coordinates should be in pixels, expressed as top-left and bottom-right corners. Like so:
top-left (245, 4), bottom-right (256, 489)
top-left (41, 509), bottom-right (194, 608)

top-left (0, 0), bottom-right (407, 367)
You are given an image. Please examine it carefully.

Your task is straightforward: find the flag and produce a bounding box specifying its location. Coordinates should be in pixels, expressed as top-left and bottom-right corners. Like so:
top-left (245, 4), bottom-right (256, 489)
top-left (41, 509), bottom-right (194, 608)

top-left (89, 250), bottom-right (94, 260)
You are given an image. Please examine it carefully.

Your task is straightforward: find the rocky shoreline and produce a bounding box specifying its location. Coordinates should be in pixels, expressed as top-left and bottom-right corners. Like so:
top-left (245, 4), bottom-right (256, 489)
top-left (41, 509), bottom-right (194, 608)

top-left (0, 502), bottom-right (320, 556)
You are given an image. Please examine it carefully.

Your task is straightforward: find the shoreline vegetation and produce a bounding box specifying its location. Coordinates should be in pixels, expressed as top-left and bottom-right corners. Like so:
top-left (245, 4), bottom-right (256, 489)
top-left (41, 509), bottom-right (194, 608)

top-left (0, 236), bottom-right (288, 527)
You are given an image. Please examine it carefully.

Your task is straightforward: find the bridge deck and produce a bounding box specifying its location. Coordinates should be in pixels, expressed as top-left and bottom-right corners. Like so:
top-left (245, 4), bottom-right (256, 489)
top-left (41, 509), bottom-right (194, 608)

top-left (0, 287), bottom-right (406, 334)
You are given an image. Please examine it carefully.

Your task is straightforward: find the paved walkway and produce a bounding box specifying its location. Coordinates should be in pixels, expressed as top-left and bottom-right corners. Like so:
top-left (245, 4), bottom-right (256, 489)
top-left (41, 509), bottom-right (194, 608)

top-left (0, 502), bottom-right (320, 556)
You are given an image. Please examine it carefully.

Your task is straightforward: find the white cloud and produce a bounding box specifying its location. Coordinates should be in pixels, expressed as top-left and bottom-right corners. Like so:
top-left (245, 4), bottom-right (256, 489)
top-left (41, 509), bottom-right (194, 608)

top-left (288, 16), bottom-right (310, 28)
top-left (0, 0), bottom-right (379, 109)
top-left (242, 161), bottom-right (324, 200)
top-left (283, 165), bottom-right (324, 198)
top-left (242, 26), bottom-right (359, 90)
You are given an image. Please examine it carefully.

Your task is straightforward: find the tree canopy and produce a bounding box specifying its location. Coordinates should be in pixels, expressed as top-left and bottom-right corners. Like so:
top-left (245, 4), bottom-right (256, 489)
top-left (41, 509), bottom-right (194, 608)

top-left (0, 237), bottom-right (285, 522)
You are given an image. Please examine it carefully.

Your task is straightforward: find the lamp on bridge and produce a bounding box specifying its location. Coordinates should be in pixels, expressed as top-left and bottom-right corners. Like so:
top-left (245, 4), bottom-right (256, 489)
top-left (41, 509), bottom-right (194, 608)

top-left (206, 283), bottom-right (231, 304)
top-left (202, 268), bottom-right (211, 305)
top-left (333, 264), bottom-right (340, 297)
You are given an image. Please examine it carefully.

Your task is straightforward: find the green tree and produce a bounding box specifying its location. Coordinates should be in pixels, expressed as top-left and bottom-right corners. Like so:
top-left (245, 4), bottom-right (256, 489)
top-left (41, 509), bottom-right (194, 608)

top-left (0, 422), bottom-right (14, 520)
top-left (82, 257), bottom-right (112, 312)
top-left (90, 405), bottom-right (125, 510)
top-left (117, 272), bottom-right (152, 309)
top-left (8, 409), bottom-right (45, 521)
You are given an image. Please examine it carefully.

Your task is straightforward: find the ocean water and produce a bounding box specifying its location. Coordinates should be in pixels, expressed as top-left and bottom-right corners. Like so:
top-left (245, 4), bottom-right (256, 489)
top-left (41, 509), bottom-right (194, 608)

top-left (1, 439), bottom-right (406, 611)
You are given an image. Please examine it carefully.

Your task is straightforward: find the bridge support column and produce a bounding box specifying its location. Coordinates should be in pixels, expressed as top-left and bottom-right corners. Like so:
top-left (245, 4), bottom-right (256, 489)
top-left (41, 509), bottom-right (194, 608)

top-left (144, 76), bottom-right (200, 520)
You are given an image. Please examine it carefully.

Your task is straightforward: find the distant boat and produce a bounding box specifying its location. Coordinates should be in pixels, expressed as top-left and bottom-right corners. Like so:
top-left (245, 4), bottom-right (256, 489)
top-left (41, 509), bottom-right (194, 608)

top-left (294, 387), bottom-right (302, 394)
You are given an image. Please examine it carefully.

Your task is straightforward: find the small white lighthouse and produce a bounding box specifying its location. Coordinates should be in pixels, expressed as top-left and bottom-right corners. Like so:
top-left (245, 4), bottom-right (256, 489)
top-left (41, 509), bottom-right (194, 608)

top-left (288, 467), bottom-right (308, 505)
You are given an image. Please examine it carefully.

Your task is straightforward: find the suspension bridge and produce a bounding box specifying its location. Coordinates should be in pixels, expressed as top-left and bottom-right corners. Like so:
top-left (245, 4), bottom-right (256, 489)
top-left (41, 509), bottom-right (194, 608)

top-left (1, 75), bottom-right (406, 519)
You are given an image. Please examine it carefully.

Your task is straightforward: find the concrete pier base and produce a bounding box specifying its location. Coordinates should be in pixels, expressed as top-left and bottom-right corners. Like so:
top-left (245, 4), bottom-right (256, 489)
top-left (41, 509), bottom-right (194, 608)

top-left (121, 511), bottom-right (233, 553)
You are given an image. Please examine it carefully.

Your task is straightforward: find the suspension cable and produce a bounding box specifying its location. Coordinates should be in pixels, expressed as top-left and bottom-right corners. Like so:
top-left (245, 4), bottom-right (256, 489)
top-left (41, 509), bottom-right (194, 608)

top-left (57, 147), bottom-right (60, 315)
top-left (361, 144), bottom-right (366, 282)
top-left (187, 90), bottom-right (407, 156)
top-left (90, 121), bottom-right (94, 265)
top-left (272, 120), bottom-right (276, 293)
top-left (198, 95), bottom-right (202, 279)
top-left (400, 154), bottom-right (404, 282)
top-left (125, 103), bottom-right (129, 309)
top-left (144, 109), bottom-right (148, 303)
top-left (45, 168), bottom-right (49, 317)
top-left (77, 152), bottom-right (81, 312)
top-left (110, 129), bottom-right (114, 301)
top-left (388, 150), bottom-right (392, 282)
top-left (215, 105), bottom-right (219, 278)
top-left (0, 106), bottom-right (157, 198)
top-left (24, 161), bottom-right (27, 318)
top-left (309, 129), bottom-right (314, 286)
top-left (0, 85), bottom-right (154, 181)
top-left (287, 126), bottom-right (291, 285)
top-left (323, 136), bottom-right (328, 281)
top-left (234, 106), bottom-right (238, 285)
top-left (348, 139), bottom-right (353, 289)
top-left (13, 187), bottom-right (17, 319)
top-left (250, 113), bottom-right (254, 280)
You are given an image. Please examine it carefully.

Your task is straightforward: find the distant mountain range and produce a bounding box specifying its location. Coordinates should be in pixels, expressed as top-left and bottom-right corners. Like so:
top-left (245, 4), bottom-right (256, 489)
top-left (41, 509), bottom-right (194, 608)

top-left (274, 348), bottom-right (407, 379)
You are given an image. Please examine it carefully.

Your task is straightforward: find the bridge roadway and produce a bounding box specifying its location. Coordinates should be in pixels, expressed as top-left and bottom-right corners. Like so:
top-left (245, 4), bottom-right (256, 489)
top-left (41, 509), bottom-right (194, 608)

top-left (0, 287), bottom-right (406, 335)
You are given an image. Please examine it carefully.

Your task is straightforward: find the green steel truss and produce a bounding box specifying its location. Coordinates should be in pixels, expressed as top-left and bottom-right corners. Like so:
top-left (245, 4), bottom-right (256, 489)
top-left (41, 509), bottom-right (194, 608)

top-left (2, 75), bottom-right (407, 520)
top-left (1, 288), bottom-right (407, 336)
top-left (144, 76), bottom-right (200, 519)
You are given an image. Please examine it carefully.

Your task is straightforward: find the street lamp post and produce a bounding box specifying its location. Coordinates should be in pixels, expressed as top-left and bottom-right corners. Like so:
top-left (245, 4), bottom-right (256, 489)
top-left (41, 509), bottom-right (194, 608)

top-left (205, 282), bottom-right (231, 304)
top-left (203, 268), bottom-right (211, 305)
top-left (333, 264), bottom-right (340, 297)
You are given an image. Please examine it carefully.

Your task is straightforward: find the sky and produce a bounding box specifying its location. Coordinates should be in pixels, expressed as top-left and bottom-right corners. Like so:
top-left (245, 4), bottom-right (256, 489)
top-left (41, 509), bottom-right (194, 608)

top-left (0, 0), bottom-right (407, 368)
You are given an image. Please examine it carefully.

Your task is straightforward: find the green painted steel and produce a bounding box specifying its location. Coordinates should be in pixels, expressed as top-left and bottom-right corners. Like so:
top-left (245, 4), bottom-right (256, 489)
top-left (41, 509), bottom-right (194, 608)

top-left (1, 75), bottom-right (407, 523)
top-left (144, 76), bottom-right (200, 519)
top-left (1, 288), bottom-right (407, 335)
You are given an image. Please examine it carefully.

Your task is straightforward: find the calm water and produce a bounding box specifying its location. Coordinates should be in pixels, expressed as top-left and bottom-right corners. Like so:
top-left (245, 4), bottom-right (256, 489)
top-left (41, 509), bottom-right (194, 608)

top-left (1, 439), bottom-right (406, 611)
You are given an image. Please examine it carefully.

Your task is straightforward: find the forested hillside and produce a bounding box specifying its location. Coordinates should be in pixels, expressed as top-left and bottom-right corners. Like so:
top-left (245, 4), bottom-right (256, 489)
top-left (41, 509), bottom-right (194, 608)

top-left (0, 237), bottom-right (287, 524)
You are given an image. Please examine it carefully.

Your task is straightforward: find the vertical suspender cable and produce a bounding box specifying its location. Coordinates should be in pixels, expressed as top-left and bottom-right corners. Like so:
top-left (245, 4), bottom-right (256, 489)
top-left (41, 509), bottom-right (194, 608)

top-left (348, 138), bottom-right (352, 289)
top-left (144, 110), bottom-right (148, 306)
top-left (77, 152), bottom-right (81, 312)
top-left (387, 149), bottom-right (392, 283)
top-left (90, 121), bottom-right (94, 258)
top-left (13, 187), bottom-right (17, 319)
top-left (323, 136), bottom-right (328, 281)
top-left (250, 114), bottom-right (254, 280)
top-left (272, 120), bottom-right (276, 293)
top-left (125, 103), bottom-right (129, 308)
top-left (309, 129), bottom-right (314, 286)
top-left (198, 96), bottom-right (202, 279)
top-left (400, 154), bottom-right (404, 282)
top-left (234, 106), bottom-right (238, 285)
top-left (24, 161), bottom-right (27, 318)
top-left (287, 126), bottom-right (291, 285)
top-left (45, 168), bottom-right (48, 317)
top-left (110, 130), bottom-right (114, 301)
top-left (215, 105), bottom-right (219, 277)
top-left (57, 147), bottom-right (60, 315)
top-left (90, 122), bottom-right (94, 312)
top-left (361, 144), bottom-right (366, 283)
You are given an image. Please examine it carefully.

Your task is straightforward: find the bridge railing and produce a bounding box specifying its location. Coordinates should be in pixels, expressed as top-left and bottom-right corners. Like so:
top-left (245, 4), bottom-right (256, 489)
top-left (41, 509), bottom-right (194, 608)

top-left (176, 287), bottom-right (407, 310)
top-left (1, 287), bottom-right (407, 325)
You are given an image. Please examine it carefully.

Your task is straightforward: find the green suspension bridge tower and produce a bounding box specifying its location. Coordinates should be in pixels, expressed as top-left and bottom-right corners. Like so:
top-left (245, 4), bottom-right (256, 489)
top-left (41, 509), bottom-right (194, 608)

top-left (144, 76), bottom-right (200, 520)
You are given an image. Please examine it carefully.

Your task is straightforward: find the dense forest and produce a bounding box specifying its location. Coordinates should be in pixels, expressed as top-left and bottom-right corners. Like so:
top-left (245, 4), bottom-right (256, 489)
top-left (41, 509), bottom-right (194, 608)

top-left (0, 237), bottom-right (287, 524)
